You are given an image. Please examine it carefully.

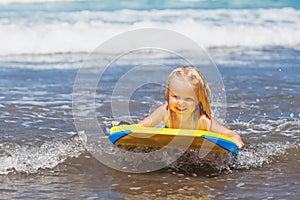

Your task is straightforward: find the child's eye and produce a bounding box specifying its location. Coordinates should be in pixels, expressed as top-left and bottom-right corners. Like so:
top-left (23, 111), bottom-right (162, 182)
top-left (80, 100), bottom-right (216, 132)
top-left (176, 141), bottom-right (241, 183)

top-left (185, 98), bottom-right (194, 102)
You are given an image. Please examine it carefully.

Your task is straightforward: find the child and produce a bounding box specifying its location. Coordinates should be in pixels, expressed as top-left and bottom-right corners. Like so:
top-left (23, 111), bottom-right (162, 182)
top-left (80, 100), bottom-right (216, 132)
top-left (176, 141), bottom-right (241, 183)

top-left (139, 66), bottom-right (244, 149)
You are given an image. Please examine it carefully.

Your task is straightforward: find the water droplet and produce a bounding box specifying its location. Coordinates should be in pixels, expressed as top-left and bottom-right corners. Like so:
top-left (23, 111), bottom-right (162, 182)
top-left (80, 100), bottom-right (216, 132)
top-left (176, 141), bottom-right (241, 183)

top-left (129, 187), bottom-right (141, 191)
top-left (237, 183), bottom-right (245, 188)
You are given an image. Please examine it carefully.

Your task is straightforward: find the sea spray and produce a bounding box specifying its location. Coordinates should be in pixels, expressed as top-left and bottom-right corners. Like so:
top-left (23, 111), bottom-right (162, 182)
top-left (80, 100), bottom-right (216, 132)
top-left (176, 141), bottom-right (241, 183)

top-left (0, 135), bottom-right (85, 174)
top-left (232, 141), bottom-right (300, 169)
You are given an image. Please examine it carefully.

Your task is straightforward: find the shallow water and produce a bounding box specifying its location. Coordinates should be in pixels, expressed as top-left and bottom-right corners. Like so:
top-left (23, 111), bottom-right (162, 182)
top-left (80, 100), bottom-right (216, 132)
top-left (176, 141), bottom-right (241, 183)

top-left (0, 47), bottom-right (299, 199)
top-left (0, 150), bottom-right (299, 199)
top-left (1, 0), bottom-right (300, 198)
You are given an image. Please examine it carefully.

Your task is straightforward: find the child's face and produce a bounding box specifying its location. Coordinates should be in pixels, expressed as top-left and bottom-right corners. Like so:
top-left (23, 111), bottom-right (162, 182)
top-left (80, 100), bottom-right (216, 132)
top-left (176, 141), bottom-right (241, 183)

top-left (168, 78), bottom-right (198, 116)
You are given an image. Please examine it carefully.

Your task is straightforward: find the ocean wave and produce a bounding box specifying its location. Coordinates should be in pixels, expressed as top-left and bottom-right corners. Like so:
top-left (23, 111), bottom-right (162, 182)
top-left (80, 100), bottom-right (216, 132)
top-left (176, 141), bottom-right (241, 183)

top-left (1, 8), bottom-right (300, 55)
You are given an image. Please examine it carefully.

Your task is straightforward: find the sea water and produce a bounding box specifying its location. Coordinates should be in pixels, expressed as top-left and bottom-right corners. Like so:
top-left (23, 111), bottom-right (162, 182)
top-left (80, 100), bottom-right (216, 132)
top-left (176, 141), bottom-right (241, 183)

top-left (0, 0), bottom-right (299, 199)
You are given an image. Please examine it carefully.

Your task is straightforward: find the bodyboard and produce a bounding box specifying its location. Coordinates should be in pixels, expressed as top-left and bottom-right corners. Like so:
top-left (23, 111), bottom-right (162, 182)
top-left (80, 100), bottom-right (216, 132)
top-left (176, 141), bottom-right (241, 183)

top-left (109, 124), bottom-right (238, 154)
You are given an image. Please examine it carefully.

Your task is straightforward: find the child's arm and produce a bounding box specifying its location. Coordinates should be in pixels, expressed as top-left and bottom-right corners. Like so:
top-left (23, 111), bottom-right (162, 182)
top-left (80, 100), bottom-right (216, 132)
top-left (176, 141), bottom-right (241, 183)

top-left (139, 104), bottom-right (167, 127)
top-left (210, 117), bottom-right (245, 149)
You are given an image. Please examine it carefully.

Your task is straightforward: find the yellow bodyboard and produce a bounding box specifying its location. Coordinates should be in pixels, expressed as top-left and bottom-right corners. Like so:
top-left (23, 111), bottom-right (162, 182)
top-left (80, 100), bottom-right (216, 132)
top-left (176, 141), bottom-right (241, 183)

top-left (109, 124), bottom-right (238, 154)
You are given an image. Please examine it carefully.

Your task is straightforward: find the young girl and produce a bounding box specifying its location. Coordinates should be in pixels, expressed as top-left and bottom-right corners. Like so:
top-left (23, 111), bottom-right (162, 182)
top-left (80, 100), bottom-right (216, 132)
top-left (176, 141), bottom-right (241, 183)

top-left (139, 66), bottom-right (244, 149)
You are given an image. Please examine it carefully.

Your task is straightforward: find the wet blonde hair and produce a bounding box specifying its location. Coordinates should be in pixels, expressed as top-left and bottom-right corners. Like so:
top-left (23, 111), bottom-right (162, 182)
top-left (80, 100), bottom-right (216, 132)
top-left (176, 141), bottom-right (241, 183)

top-left (164, 66), bottom-right (212, 119)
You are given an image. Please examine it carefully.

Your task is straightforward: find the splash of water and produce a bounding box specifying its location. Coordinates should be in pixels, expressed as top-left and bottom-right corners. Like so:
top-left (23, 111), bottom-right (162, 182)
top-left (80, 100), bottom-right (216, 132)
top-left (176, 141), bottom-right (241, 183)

top-left (232, 141), bottom-right (299, 169)
top-left (0, 135), bottom-right (85, 175)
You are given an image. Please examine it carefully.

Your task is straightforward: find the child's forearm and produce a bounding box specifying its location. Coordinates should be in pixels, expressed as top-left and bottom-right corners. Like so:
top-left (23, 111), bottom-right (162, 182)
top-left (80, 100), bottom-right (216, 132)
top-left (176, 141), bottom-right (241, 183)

top-left (210, 117), bottom-right (244, 148)
top-left (139, 104), bottom-right (166, 127)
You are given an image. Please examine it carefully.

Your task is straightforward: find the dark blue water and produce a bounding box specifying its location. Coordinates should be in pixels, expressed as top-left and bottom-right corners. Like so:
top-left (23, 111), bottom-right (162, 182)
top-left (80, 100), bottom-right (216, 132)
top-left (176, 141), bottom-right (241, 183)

top-left (0, 47), bottom-right (299, 199)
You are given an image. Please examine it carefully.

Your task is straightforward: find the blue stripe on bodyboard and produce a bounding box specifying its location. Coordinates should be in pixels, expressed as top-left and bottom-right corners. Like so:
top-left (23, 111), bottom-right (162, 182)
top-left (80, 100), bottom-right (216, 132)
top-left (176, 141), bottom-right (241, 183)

top-left (109, 130), bottom-right (132, 144)
top-left (201, 135), bottom-right (238, 154)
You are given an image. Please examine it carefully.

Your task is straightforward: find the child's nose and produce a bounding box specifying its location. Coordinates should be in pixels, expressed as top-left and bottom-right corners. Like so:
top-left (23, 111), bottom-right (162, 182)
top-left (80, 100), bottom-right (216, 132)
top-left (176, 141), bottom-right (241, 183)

top-left (178, 99), bottom-right (185, 105)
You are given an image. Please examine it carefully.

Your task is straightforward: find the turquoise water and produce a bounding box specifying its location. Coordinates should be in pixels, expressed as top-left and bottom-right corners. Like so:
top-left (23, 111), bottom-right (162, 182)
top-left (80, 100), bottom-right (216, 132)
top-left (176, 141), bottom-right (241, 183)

top-left (2, 0), bottom-right (300, 11)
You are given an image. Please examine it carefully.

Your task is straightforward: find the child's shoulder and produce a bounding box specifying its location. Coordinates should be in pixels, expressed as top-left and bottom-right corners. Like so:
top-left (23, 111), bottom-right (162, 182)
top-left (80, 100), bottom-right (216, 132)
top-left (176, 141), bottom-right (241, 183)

top-left (160, 103), bottom-right (168, 110)
top-left (197, 114), bottom-right (211, 130)
top-left (156, 103), bottom-right (168, 113)
top-left (151, 103), bottom-right (168, 116)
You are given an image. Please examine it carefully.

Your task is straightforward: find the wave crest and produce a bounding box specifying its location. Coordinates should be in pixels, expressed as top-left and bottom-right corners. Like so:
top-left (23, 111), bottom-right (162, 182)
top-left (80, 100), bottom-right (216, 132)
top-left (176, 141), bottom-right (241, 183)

top-left (1, 8), bottom-right (300, 55)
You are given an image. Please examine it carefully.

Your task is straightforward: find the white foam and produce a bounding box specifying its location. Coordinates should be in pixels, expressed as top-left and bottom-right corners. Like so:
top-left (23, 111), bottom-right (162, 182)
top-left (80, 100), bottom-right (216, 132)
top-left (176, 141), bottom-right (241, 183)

top-left (0, 8), bottom-right (300, 55)
top-left (233, 141), bottom-right (300, 169)
top-left (0, 136), bottom-right (85, 174)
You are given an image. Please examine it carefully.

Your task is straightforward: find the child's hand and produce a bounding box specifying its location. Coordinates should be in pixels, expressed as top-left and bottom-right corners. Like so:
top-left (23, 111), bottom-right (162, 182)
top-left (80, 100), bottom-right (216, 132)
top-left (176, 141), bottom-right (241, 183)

top-left (231, 134), bottom-right (245, 149)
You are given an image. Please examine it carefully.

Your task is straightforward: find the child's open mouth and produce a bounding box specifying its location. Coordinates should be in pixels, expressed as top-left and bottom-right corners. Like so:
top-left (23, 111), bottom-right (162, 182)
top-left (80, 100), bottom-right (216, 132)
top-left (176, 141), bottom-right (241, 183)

top-left (176, 107), bottom-right (187, 112)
